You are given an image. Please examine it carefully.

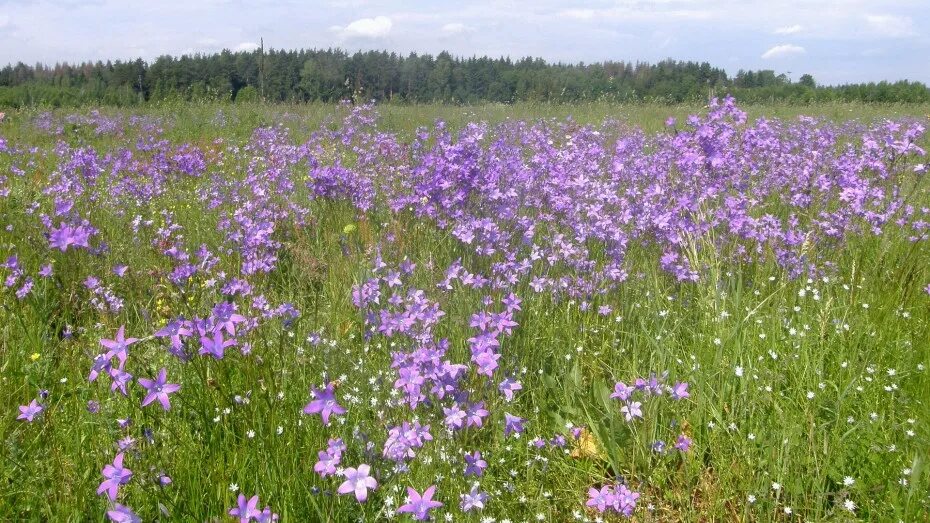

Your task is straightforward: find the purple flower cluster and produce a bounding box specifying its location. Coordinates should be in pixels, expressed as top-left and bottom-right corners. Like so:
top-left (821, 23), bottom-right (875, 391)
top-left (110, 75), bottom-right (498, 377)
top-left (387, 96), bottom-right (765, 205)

top-left (228, 494), bottom-right (278, 523)
top-left (383, 421), bottom-right (433, 463)
top-left (586, 483), bottom-right (640, 516)
top-left (4, 99), bottom-right (928, 520)
top-left (314, 438), bottom-right (346, 477)
top-left (611, 373), bottom-right (688, 422)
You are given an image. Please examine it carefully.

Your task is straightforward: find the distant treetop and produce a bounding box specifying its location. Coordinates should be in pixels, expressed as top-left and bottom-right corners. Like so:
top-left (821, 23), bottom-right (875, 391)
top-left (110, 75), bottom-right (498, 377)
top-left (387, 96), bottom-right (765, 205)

top-left (1, 47), bottom-right (928, 107)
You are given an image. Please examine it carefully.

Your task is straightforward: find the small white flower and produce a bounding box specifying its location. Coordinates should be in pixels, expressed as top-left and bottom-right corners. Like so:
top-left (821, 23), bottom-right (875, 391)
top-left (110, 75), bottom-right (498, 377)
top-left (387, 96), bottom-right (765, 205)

top-left (735, 366), bottom-right (744, 377)
top-left (843, 476), bottom-right (854, 486)
top-left (844, 499), bottom-right (856, 512)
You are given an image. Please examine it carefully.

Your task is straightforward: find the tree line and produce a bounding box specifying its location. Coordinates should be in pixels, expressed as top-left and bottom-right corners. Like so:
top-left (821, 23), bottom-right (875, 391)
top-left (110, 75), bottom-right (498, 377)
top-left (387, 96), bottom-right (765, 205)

top-left (1, 47), bottom-right (928, 107)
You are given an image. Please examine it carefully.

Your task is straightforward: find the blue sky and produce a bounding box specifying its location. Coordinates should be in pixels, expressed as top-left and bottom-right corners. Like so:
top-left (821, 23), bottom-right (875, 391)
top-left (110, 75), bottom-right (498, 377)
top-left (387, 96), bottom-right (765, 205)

top-left (0, 0), bottom-right (928, 85)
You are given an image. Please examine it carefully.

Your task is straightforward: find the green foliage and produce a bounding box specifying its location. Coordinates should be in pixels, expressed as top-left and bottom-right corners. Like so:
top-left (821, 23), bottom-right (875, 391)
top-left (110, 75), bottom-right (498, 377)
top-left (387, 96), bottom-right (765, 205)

top-left (235, 85), bottom-right (259, 103)
top-left (2, 49), bottom-right (930, 108)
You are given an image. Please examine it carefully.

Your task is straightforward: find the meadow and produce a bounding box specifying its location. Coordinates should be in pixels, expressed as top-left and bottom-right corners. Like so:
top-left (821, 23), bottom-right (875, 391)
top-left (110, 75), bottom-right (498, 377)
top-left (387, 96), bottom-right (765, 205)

top-left (1, 98), bottom-right (929, 522)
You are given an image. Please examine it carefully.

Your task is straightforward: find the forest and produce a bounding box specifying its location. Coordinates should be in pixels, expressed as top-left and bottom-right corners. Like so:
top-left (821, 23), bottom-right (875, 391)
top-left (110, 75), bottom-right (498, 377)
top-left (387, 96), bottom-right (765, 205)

top-left (1, 47), bottom-right (929, 107)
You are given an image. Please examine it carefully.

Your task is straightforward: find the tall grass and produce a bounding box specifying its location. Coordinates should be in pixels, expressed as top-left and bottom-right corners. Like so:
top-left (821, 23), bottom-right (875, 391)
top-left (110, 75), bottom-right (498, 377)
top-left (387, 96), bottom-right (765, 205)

top-left (0, 102), bottom-right (928, 522)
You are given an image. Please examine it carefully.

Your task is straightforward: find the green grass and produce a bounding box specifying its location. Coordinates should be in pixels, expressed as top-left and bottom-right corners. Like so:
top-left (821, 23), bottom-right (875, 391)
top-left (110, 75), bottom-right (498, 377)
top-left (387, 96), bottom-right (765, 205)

top-left (4, 100), bottom-right (929, 141)
top-left (0, 103), bottom-right (928, 522)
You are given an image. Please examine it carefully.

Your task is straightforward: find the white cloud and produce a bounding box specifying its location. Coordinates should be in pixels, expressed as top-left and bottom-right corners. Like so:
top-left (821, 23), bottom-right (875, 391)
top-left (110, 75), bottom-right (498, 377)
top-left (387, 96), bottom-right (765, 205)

top-left (557, 8), bottom-right (596, 20)
top-left (864, 14), bottom-right (915, 38)
top-left (555, 6), bottom-right (710, 21)
top-left (332, 16), bottom-right (392, 39)
top-left (234, 42), bottom-right (260, 52)
top-left (0, 0), bottom-right (929, 85)
top-left (761, 43), bottom-right (806, 59)
top-left (774, 24), bottom-right (802, 35)
top-left (441, 22), bottom-right (470, 35)
top-left (327, 0), bottom-right (369, 7)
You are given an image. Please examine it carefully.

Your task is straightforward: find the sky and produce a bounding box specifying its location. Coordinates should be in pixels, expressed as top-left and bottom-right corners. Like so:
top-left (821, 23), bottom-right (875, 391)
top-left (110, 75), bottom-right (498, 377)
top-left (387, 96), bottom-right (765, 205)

top-left (0, 0), bottom-right (928, 85)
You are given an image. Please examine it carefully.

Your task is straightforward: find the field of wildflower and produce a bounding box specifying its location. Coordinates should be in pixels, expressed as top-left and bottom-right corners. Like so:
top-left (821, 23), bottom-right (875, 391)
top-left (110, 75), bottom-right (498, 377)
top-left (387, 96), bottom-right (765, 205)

top-left (1, 97), bottom-right (929, 522)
